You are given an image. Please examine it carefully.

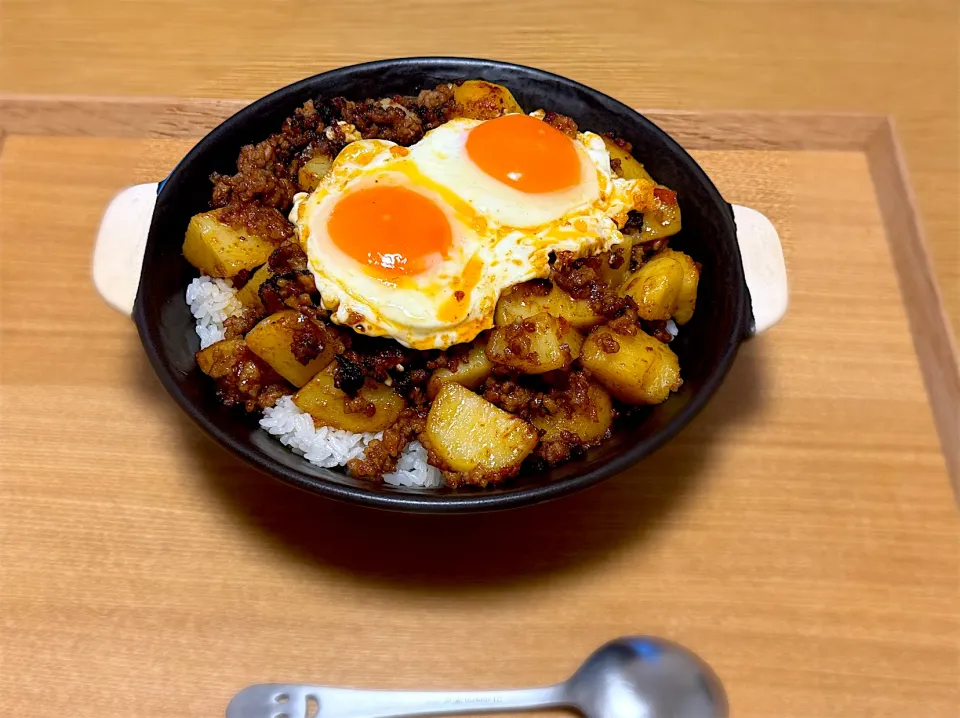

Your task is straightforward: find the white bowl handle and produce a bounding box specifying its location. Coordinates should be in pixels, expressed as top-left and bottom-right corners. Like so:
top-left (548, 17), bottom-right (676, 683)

top-left (92, 182), bottom-right (159, 316)
top-left (732, 205), bottom-right (788, 335)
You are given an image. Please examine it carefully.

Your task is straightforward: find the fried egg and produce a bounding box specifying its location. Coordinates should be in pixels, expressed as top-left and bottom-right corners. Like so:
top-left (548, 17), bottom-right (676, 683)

top-left (290, 113), bottom-right (653, 350)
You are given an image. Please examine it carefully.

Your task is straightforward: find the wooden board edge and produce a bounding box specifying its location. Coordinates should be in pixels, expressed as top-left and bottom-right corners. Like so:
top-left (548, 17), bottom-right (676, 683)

top-left (866, 118), bottom-right (960, 501)
top-left (0, 94), bottom-right (248, 140)
top-left (0, 93), bottom-right (884, 150)
top-left (642, 109), bottom-right (886, 150)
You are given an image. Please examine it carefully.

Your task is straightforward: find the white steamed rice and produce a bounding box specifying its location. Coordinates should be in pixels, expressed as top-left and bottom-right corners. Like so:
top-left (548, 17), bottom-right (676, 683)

top-left (186, 276), bottom-right (243, 349)
top-left (260, 397), bottom-right (443, 488)
top-left (186, 275), bottom-right (444, 487)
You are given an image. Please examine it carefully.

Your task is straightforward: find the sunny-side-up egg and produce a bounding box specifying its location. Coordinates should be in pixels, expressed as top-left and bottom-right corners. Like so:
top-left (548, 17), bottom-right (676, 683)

top-left (289, 112), bottom-right (653, 350)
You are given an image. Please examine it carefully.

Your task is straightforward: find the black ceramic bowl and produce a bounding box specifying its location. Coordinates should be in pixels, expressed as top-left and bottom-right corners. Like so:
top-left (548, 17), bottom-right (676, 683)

top-left (132, 57), bottom-right (754, 513)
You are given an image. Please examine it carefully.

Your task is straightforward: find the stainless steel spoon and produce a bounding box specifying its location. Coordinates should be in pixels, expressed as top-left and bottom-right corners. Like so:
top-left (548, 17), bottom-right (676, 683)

top-left (227, 635), bottom-right (728, 718)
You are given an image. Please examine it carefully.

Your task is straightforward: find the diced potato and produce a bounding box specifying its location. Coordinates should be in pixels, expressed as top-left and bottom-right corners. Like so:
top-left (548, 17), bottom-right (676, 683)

top-left (620, 248), bottom-right (699, 324)
top-left (293, 364), bottom-right (404, 433)
top-left (453, 80), bottom-right (524, 119)
top-left (182, 210), bottom-right (275, 278)
top-left (235, 264), bottom-right (273, 311)
top-left (581, 328), bottom-right (681, 404)
top-left (602, 136), bottom-right (655, 183)
top-left (620, 254), bottom-right (684, 322)
top-left (597, 237), bottom-right (634, 289)
top-left (561, 321), bottom-right (584, 362)
top-left (659, 249), bottom-right (699, 325)
top-left (425, 383), bottom-right (538, 476)
top-left (495, 281), bottom-right (603, 331)
top-left (246, 310), bottom-right (337, 387)
top-left (486, 312), bottom-right (581, 374)
top-left (640, 185), bottom-right (682, 241)
top-left (427, 340), bottom-right (494, 400)
top-left (298, 153), bottom-right (334, 192)
top-left (196, 338), bottom-right (248, 378)
top-left (533, 381), bottom-right (613, 446)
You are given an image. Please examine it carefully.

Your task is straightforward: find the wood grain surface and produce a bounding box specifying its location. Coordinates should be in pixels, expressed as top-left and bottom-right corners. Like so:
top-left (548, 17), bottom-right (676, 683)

top-left (1, 0), bottom-right (957, 338)
top-left (1, 125), bottom-right (957, 717)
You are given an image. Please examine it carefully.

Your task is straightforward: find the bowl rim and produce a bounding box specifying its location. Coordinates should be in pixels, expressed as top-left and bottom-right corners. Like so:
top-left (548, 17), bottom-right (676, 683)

top-left (134, 56), bottom-right (748, 513)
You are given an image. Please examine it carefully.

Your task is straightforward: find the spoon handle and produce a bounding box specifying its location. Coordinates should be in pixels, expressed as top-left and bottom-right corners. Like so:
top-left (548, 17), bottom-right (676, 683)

top-left (226, 683), bottom-right (569, 718)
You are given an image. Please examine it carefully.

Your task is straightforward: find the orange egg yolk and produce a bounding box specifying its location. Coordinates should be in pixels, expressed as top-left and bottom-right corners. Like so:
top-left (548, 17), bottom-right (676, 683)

top-left (465, 113), bottom-right (582, 194)
top-left (327, 185), bottom-right (452, 276)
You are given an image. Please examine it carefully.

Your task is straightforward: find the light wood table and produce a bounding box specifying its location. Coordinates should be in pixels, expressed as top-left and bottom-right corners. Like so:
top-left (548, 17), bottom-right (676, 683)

top-left (1, 6), bottom-right (959, 717)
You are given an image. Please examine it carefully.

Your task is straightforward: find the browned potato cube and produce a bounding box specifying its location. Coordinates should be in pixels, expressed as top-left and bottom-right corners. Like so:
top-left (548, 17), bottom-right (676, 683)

top-left (182, 210), bottom-right (275, 278)
top-left (427, 339), bottom-right (494, 400)
top-left (659, 249), bottom-right (699, 325)
top-left (581, 328), bottom-right (681, 404)
top-left (425, 383), bottom-right (538, 476)
top-left (235, 264), bottom-right (273, 311)
top-left (602, 136), bottom-right (655, 183)
top-left (293, 365), bottom-right (404, 433)
top-left (620, 254), bottom-right (685, 321)
top-left (298, 153), bottom-right (334, 191)
top-left (639, 185), bottom-right (682, 241)
top-left (246, 310), bottom-right (337, 387)
top-left (597, 238), bottom-right (634, 289)
top-left (486, 312), bottom-right (581, 374)
top-left (196, 338), bottom-right (248, 378)
top-left (533, 380), bottom-right (613, 446)
top-left (452, 80), bottom-right (524, 119)
top-left (495, 281), bottom-right (603, 331)
top-left (620, 249), bottom-right (699, 324)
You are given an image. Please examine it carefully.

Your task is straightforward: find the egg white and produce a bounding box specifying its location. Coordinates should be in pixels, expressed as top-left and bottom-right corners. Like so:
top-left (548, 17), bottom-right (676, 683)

top-left (290, 120), bottom-right (657, 350)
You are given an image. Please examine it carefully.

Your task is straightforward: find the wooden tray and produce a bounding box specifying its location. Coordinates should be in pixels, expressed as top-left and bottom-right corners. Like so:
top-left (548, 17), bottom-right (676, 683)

top-left (1, 97), bottom-right (958, 718)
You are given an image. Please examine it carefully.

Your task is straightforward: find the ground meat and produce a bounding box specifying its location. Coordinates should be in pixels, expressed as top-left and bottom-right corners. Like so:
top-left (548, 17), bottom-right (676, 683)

top-left (347, 408), bottom-right (429, 479)
top-left (541, 111), bottom-right (578, 138)
top-left (643, 320), bottom-right (674, 344)
top-left (268, 241), bottom-right (309, 274)
top-left (337, 336), bottom-right (421, 384)
top-left (607, 246), bottom-right (627, 273)
top-left (606, 305), bottom-right (640, 336)
top-left (209, 100), bottom-right (329, 241)
top-left (630, 236), bottom-right (670, 270)
top-left (335, 97), bottom-right (425, 145)
top-left (222, 307), bottom-right (263, 339)
top-left (532, 372), bottom-right (609, 465)
top-left (343, 390), bottom-right (377, 418)
top-left (211, 141), bottom-right (299, 211)
top-left (259, 271), bottom-right (318, 314)
top-left (596, 332), bottom-right (620, 353)
top-left (217, 204), bottom-right (293, 244)
top-left (231, 269), bottom-right (252, 290)
top-left (494, 319), bottom-right (539, 367)
top-left (290, 315), bottom-right (343, 365)
top-left (396, 84), bottom-right (458, 129)
top-left (390, 367), bottom-right (431, 407)
top-left (200, 343), bottom-right (290, 412)
top-left (550, 251), bottom-right (639, 325)
top-left (481, 376), bottom-right (541, 418)
top-left (434, 461), bottom-right (525, 489)
top-left (536, 430), bottom-right (585, 465)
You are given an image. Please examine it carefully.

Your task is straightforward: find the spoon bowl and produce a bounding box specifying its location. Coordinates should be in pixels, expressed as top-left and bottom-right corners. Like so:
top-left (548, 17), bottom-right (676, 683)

top-left (565, 636), bottom-right (728, 718)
